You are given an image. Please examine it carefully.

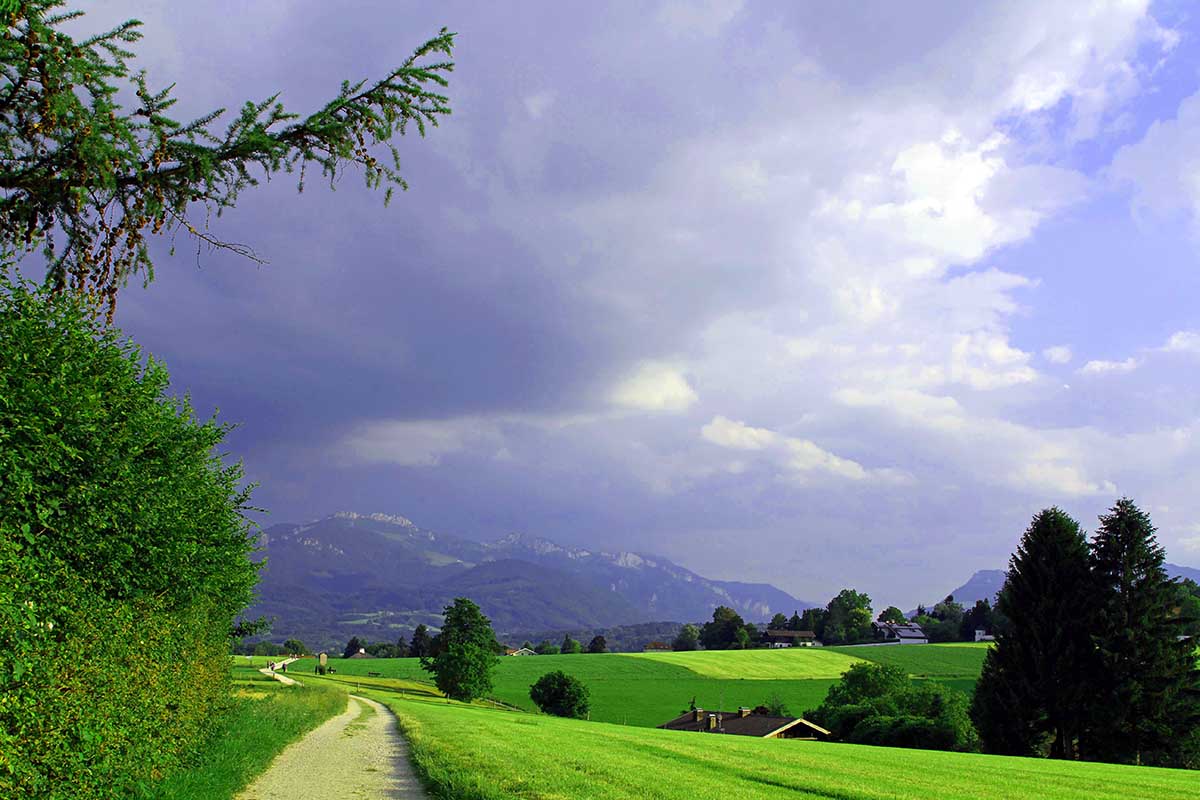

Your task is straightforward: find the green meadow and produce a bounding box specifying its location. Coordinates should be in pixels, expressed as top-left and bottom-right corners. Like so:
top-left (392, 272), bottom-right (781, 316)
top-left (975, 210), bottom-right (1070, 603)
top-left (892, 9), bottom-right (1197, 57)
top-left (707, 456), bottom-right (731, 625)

top-left (827, 642), bottom-right (991, 677)
top-left (370, 688), bottom-right (1198, 800)
top-left (324, 644), bottom-right (987, 727)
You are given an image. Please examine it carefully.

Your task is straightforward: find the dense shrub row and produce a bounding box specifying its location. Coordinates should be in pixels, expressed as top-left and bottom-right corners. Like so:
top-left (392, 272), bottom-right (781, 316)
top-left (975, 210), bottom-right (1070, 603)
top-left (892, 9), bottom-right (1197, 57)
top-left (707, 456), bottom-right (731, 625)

top-left (0, 281), bottom-right (259, 798)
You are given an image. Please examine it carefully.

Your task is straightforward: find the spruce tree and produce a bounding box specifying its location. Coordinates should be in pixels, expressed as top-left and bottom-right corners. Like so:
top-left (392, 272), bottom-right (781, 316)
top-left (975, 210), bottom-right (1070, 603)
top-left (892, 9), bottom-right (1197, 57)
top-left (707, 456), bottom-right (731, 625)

top-left (2, 1), bottom-right (454, 319)
top-left (409, 623), bottom-right (433, 659)
top-left (1083, 499), bottom-right (1200, 766)
top-left (970, 508), bottom-right (1095, 758)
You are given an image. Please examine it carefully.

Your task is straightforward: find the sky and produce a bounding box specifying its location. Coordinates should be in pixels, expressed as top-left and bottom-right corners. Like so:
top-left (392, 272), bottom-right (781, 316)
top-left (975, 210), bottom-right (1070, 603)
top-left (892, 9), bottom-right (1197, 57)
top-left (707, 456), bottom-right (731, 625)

top-left (51, 1), bottom-right (1200, 609)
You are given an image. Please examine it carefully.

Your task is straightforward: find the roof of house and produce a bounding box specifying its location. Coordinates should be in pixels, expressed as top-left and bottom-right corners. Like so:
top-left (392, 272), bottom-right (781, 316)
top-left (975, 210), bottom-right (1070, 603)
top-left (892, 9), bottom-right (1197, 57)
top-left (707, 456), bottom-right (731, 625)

top-left (874, 621), bottom-right (927, 639)
top-left (764, 629), bottom-right (816, 638)
top-left (658, 710), bottom-right (830, 738)
top-left (508, 647), bottom-right (537, 656)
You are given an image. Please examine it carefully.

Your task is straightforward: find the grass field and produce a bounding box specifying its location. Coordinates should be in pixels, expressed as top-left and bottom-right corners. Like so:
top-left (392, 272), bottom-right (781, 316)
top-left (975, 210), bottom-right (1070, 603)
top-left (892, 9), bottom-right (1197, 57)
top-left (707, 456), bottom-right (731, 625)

top-left (633, 647), bottom-right (865, 678)
top-left (323, 645), bottom-right (983, 728)
top-left (319, 651), bottom-right (838, 727)
top-left (827, 643), bottom-right (990, 677)
top-left (371, 688), bottom-right (1198, 800)
top-left (147, 665), bottom-right (346, 800)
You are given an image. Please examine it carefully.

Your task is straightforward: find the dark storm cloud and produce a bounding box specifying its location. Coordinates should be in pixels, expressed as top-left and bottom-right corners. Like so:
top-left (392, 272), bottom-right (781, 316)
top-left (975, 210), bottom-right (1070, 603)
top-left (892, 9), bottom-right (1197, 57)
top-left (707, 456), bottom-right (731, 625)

top-left (38, 1), bottom-right (1200, 608)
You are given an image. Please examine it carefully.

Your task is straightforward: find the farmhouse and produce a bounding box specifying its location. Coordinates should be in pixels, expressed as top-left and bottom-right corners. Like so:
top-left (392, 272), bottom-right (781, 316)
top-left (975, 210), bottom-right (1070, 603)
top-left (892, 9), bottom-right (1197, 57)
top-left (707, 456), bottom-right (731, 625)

top-left (763, 629), bottom-right (817, 648)
top-left (658, 707), bottom-right (830, 740)
top-left (642, 641), bottom-right (672, 651)
top-left (872, 621), bottom-right (928, 644)
top-left (347, 647), bottom-right (374, 658)
top-left (507, 647), bottom-right (537, 656)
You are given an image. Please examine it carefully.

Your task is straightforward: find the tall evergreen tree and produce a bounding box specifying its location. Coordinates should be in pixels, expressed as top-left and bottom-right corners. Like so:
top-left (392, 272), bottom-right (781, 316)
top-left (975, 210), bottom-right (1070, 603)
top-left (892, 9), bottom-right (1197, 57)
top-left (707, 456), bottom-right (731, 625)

top-left (409, 624), bottom-right (433, 659)
top-left (342, 636), bottom-right (364, 659)
top-left (1082, 499), bottom-right (1200, 767)
top-left (971, 508), bottom-right (1095, 758)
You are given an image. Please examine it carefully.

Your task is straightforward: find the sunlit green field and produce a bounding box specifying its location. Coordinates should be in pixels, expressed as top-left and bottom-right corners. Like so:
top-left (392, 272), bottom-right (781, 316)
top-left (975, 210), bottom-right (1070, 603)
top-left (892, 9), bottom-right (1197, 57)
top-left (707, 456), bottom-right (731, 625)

top-left (324, 645), bottom-right (984, 727)
top-left (632, 647), bottom-right (865, 678)
top-left (372, 689), bottom-right (1198, 800)
top-left (323, 651), bottom-right (837, 726)
top-left (827, 642), bottom-right (990, 677)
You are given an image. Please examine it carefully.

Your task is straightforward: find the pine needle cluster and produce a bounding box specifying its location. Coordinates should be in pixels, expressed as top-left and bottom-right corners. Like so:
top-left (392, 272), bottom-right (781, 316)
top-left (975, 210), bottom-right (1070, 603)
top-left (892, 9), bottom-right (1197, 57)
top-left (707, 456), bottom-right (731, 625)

top-left (1, 1), bottom-right (454, 319)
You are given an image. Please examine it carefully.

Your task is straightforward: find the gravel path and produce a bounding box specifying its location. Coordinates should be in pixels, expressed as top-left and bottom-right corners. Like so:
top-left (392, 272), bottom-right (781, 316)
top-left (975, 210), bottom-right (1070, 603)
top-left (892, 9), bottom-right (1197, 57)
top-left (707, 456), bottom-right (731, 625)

top-left (236, 694), bottom-right (427, 800)
top-left (258, 657), bottom-right (299, 686)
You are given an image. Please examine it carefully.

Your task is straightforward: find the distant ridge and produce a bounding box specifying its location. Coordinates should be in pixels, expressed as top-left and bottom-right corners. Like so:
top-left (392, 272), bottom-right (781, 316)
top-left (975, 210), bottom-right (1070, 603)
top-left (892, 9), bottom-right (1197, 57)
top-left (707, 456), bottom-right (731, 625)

top-left (249, 512), bottom-right (817, 649)
top-left (930, 563), bottom-right (1200, 611)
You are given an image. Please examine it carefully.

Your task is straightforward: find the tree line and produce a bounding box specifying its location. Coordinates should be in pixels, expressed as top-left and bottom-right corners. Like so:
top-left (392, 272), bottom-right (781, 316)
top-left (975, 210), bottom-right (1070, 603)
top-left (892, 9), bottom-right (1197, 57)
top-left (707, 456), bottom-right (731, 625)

top-left (971, 501), bottom-right (1199, 768)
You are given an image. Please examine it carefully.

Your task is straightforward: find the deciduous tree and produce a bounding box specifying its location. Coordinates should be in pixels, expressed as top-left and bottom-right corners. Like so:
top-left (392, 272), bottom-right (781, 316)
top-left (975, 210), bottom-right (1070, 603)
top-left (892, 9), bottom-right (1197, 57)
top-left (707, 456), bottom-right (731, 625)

top-left (529, 671), bottom-right (590, 719)
top-left (421, 597), bottom-right (497, 702)
top-left (672, 623), bottom-right (700, 651)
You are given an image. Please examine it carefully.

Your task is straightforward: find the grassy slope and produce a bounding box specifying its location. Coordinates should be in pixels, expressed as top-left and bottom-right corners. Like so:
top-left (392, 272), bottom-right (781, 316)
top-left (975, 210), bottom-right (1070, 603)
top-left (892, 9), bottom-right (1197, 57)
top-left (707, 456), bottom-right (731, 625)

top-left (633, 647), bottom-right (864, 678)
top-left (327, 645), bottom-right (986, 727)
top-left (147, 665), bottom-right (346, 800)
top-left (374, 690), bottom-right (1198, 800)
top-left (826, 643), bottom-right (990, 677)
top-left (327, 652), bottom-right (844, 727)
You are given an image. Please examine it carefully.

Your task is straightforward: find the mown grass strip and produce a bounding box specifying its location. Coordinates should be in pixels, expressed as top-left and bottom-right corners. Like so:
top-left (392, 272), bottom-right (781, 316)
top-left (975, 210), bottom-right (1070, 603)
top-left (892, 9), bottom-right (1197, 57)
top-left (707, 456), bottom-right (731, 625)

top-left (629, 647), bottom-right (866, 679)
top-left (146, 675), bottom-right (346, 800)
top-left (825, 643), bottom-right (991, 677)
top-left (370, 689), bottom-right (1199, 800)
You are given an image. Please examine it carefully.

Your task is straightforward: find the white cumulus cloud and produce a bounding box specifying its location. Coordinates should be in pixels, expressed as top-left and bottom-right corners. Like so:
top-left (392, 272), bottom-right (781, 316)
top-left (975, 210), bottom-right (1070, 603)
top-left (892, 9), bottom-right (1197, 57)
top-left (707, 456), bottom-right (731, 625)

top-left (609, 362), bottom-right (698, 412)
top-left (1080, 357), bottom-right (1140, 375)
top-left (1043, 345), bottom-right (1073, 364)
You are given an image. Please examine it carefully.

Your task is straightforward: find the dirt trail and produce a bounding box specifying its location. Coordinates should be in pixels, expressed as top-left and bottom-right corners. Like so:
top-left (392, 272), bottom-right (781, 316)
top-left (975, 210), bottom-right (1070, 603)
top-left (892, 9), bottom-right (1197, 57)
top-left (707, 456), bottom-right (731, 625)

top-left (259, 657), bottom-right (298, 686)
top-left (236, 693), bottom-right (426, 800)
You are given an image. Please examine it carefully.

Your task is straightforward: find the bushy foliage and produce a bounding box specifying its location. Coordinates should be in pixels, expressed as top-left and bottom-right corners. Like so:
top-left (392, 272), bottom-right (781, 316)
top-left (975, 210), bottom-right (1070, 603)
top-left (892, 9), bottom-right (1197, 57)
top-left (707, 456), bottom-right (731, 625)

top-left (529, 671), bottom-right (590, 719)
top-left (807, 662), bottom-right (978, 752)
top-left (422, 597), bottom-right (498, 702)
top-left (671, 623), bottom-right (700, 651)
top-left (0, 280), bottom-right (259, 798)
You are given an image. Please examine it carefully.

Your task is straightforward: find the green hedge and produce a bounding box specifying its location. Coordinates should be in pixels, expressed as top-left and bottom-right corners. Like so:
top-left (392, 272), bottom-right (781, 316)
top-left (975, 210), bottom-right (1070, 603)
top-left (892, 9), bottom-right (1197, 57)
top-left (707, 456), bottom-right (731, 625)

top-left (0, 280), bottom-right (259, 798)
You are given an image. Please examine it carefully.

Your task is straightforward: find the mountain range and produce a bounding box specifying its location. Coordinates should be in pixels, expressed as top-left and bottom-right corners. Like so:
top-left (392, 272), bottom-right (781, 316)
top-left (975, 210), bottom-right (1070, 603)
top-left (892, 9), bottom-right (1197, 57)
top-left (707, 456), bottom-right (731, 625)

top-left (248, 512), bottom-right (816, 649)
top-left (935, 562), bottom-right (1200, 609)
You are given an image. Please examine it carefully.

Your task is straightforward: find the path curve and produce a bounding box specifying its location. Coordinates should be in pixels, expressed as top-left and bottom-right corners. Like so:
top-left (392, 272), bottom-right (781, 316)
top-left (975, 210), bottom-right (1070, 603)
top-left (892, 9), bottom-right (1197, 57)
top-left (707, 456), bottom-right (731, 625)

top-left (258, 657), bottom-right (299, 685)
top-left (236, 693), bottom-right (426, 800)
